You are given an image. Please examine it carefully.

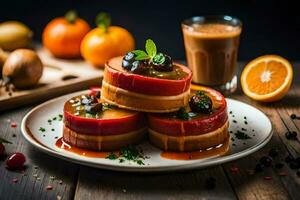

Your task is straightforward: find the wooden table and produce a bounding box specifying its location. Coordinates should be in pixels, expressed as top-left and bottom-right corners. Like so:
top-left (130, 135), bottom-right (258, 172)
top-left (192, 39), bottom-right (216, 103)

top-left (1, 63), bottom-right (300, 200)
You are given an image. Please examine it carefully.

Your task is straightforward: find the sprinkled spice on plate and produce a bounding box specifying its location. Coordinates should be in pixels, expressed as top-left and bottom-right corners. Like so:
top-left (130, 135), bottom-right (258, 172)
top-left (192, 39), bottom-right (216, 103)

top-left (234, 131), bottom-right (251, 140)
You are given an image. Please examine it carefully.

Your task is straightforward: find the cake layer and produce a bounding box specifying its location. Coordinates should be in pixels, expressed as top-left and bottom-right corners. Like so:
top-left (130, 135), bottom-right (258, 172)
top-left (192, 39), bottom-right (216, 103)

top-left (148, 85), bottom-right (227, 136)
top-left (148, 105), bottom-right (227, 136)
top-left (64, 93), bottom-right (146, 136)
top-left (149, 120), bottom-right (229, 152)
top-left (104, 57), bottom-right (192, 96)
top-left (101, 80), bottom-right (190, 113)
top-left (63, 125), bottom-right (147, 151)
top-left (64, 108), bottom-right (146, 136)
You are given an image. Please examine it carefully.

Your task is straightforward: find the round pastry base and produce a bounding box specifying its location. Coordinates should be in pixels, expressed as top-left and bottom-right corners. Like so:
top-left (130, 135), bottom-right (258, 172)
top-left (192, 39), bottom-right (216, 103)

top-left (148, 120), bottom-right (229, 152)
top-left (63, 125), bottom-right (147, 151)
top-left (101, 80), bottom-right (190, 113)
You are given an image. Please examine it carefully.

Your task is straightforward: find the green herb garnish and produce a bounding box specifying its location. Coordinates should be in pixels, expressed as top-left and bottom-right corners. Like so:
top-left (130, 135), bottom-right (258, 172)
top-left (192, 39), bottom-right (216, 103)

top-left (106, 152), bottom-right (118, 160)
top-left (58, 114), bottom-right (63, 121)
top-left (105, 145), bottom-right (147, 165)
top-left (39, 127), bottom-right (46, 132)
top-left (85, 113), bottom-right (97, 119)
top-left (133, 39), bottom-right (166, 65)
top-left (235, 131), bottom-right (251, 140)
top-left (145, 39), bottom-right (157, 58)
top-left (102, 103), bottom-right (116, 111)
top-left (152, 53), bottom-right (165, 65)
top-left (176, 107), bottom-right (189, 120)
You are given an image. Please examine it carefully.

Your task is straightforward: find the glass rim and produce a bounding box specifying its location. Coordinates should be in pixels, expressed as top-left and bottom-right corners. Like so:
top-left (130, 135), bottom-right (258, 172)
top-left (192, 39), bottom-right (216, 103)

top-left (182, 15), bottom-right (242, 28)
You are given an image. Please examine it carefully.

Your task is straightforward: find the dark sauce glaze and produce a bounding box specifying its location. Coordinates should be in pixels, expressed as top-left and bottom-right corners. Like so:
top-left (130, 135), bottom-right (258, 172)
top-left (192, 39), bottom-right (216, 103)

top-left (161, 137), bottom-right (230, 160)
top-left (139, 65), bottom-right (188, 80)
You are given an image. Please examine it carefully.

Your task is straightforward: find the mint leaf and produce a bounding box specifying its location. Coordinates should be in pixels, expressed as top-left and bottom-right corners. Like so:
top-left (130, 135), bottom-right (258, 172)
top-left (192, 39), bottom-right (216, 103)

top-left (145, 39), bottom-right (157, 58)
top-left (153, 53), bottom-right (165, 65)
top-left (0, 137), bottom-right (12, 144)
top-left (132, 50), bottom-right (150, 61)
top-left (176, 107), bottom-right (189, 120)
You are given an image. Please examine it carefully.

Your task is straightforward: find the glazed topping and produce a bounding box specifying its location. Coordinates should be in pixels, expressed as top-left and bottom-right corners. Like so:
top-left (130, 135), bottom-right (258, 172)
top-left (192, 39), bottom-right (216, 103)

top-left (189, 91), bottom-right (212, 114)
top-left (66, 94), bottom-right (117, 118)
top-left (121, 39), bottom-right (187, 80)
top-left (66, 94), bottom-right (137, 119)
top-left (170, 90), bottom-right (221, 121)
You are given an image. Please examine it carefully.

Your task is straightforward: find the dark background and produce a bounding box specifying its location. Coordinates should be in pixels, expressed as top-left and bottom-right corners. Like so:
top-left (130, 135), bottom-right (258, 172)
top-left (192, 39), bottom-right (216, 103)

top-left (1, 0), bottom-right (299, 61)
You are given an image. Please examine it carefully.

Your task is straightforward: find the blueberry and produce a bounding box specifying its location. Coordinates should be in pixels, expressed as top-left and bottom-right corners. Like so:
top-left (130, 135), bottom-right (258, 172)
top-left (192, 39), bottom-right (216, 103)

top-left (295, 157), bottom-right (300, 165)
top-left (122, 52), bottom-right (137, 71)
top-left (289, 161), bottom-right (300, 169)
top-left (275, 163), bottom-right (284, 169)
top-left (122, 60), bottom-right (132, 71)
top-left (285, 155), bottom-right (294, 163)
top-left (259, 156), bottom-right (273, 167)
top-left (297, 169), bottom-right (300, 177)
top-left (95, 91), bottom-right (101, 99)
top-left (204, 177), bottom-right (216, 190)
top-left (285, 131), bottom-right (297, 140)
top-left (152, 53), bottom-right (173, 72)
top-left (268, 148), bottom-right (279, 158)
top-left (254, 163), bottom-right (264, 172)
top-left (189, 93), bottom-right (212, 114)
top-left (290, 113), bottom-right (297, 119)
top-left (131, 61), bottom-right (148, 74)
top-left (85, 103), bottom-right (103, 114)
top-left (81, 95), bottom-right (97, 105)
top-left (124, 52), bottom-right (135, 61)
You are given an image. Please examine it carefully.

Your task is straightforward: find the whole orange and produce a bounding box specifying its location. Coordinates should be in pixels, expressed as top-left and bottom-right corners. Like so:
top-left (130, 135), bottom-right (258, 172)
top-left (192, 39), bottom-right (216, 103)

top-left (80, 13), bottom-right (135, 68)
top-left (42, 10), bottom-right (90, 59)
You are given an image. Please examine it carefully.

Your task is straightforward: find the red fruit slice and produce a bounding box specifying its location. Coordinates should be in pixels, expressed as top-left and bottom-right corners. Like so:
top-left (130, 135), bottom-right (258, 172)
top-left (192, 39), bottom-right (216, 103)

top-left (64, 94), bottom-right (146, 136)
top-left (148, 86), bottom-right (227, 136)
top-left (103, 57), bottom-right (192, 96)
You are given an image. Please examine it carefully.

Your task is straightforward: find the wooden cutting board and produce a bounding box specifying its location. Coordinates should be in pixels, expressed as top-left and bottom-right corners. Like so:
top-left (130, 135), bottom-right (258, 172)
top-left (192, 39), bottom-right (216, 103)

top-left (0, 47), bottom-right (103, 111)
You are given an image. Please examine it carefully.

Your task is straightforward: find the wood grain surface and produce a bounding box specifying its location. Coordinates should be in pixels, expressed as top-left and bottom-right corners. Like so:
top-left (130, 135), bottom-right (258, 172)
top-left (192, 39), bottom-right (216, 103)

top-left (0, 63), bottom-right (300, 200)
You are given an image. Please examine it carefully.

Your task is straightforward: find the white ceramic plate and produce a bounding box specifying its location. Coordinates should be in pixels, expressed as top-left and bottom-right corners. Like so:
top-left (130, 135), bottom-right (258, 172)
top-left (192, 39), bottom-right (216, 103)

top-left (21, 91), bottom-right (272, 172)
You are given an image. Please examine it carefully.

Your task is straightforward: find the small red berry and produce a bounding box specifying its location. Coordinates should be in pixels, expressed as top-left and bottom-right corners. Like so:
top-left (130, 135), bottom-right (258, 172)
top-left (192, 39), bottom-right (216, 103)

top-left (11, 122), bottom-right (17, 128)
top-left (46, 185), bottom-right (53, 190)
top-left (0, 143), bottom-right (5, 155)
top-left (11, 178), bottom-right (18, 183)
top-left (230, 166), bottom-right (239, 173)
top-left (6, 152), bottom-right (26, 170)
top-left (264, 176), bottom-right (272, 180)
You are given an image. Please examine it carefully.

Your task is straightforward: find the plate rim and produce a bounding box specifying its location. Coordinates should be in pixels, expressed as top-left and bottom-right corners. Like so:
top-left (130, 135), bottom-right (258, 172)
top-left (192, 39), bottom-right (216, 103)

top-left (21, 91), bottom-right (273, 172)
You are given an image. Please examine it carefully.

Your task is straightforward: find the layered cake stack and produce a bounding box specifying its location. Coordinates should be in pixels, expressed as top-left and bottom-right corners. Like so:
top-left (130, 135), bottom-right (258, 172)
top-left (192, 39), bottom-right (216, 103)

top-left (62, 39), bottom-right (229, 153)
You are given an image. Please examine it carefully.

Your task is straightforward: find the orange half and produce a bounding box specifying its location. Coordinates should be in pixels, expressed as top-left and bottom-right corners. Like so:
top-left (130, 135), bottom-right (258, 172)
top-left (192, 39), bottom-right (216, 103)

top-left (241, 55), bottom-right (293, 102)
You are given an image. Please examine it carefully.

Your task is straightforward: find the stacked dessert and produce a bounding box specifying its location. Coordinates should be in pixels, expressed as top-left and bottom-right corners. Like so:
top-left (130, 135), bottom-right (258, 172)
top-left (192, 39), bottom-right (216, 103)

top-left (63, 88), bottom-right (147, 151)
top-left (63, 39), bottom-right (229, 156)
